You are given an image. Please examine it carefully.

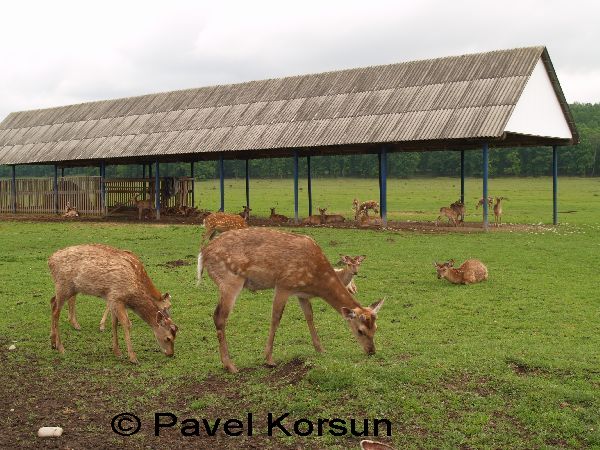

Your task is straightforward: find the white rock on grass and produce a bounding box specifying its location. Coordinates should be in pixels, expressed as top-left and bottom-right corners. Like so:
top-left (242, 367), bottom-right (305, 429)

top-left (37, 427), bottom-right (63, 438)
top-left (8, 344), bottom-right (16, 351)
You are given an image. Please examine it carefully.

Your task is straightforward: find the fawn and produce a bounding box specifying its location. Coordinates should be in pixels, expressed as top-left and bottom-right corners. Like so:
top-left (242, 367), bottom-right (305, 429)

top-left (433, 259), bottom-right (488, 285)
top-left (133, 194), bottom-right (154, 220)
top-left (269, 207), bottom-right (289, 224)
top-left (202, 212), bottom-right (248, 242)
top-left (318, 207), bottom-right (345, 224)
top-left (493, 197), bottom-right (505, 226)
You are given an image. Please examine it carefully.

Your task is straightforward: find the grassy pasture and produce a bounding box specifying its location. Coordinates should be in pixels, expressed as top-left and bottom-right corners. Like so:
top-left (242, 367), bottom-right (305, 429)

top-left (1, 177), bottom-right (599, 449)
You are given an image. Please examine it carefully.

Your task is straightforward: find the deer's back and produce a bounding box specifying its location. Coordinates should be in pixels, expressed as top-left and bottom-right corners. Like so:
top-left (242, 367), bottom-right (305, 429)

top-left (460, 259), bottom-right (488, 281)
top-left (202, 228), bottom-right (335, 293)
top-left (48, 244), bottom-right (159, 299)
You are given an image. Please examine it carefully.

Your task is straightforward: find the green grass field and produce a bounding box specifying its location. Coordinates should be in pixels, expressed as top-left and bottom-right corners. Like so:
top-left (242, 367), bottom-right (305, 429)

top-left (1, 177), bottom-right (599, 449)
top-left (194, 177), bottom-right (600, 225)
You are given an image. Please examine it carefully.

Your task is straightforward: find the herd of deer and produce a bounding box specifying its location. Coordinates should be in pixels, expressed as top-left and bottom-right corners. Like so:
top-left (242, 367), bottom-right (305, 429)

top-left (47, 202), bottom-right (489, 449)
top-left (436, 196), bottom-right (506, 227)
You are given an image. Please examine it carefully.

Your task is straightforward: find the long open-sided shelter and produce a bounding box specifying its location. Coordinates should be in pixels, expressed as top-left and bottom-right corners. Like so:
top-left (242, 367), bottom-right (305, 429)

top-left (0, 46), bottom-right (578, 227)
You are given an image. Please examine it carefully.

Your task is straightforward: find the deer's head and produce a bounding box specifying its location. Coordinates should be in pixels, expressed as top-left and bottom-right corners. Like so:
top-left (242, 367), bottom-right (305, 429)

top-left (318, 208), bottom-right (327, 215)
top-left (342, 299), bottom-right (384, 355)
top-left (433, 260), bottom-right (454, 279)
top-left (154, 307), bottom-right (178, 357)
top-left (339, 255), bottom-right (366, 275)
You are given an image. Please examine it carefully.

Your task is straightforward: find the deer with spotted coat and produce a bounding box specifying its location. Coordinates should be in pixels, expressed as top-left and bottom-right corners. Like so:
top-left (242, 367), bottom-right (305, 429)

top-left (197, 228), bottom-right (384, 373)
top-left (202, 211), bottom-right (248, 242)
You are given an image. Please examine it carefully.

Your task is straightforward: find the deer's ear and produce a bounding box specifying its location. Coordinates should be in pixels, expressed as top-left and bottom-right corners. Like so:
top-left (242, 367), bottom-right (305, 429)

top-left (162, 292), bottom-right (171, 302)
top-left (448, 259), bottom-right (455, 266)
top-left (341, 307), bottom-right (356, 320)
top-left (369, 298), bottom-right (384, 314)
top-left (156, 310), bottom-right (165, 325)
top-left (356, 255), bottom-right (366, 263)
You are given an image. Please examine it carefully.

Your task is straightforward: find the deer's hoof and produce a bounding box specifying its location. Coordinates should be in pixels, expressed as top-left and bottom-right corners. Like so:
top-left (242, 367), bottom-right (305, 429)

top-left (70, 321), bottom-right (81, 331)
top-left (129, 357), bottom-right (139, 365)
top-left (224, 364), bottom-right (239, 374)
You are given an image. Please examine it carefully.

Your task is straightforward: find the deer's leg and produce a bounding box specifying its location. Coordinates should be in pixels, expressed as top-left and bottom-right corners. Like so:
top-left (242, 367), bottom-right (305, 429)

top-left (265, 287), bottom-right (291, 367)
top-left (67, 295), bottom-right (81, 330)
top-left (298, 297), bottom-right (324, 353)
top-left (110, 305), bottom-right (122, 358)
top-left (114, 303), bottom-right (138, 364)
top-left (50, 290), bottom-right (70, 353)
top-left (99, 304), bottom-right (110, 331)
top-left (213, 276), bottom-right (245, 373)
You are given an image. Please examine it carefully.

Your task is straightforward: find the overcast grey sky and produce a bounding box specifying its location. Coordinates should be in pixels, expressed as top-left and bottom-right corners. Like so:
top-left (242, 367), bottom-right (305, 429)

top-left (1, 0), bottom-right (598, 120)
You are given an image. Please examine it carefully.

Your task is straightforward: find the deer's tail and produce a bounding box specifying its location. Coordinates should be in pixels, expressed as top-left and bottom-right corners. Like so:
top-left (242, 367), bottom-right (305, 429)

top-left (196, 251), bottom-right (204, 286)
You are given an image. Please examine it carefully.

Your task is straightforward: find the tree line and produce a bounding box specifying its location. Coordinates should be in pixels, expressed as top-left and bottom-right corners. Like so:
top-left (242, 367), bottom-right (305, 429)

top-left (2, 103), bottom-right (599, 179)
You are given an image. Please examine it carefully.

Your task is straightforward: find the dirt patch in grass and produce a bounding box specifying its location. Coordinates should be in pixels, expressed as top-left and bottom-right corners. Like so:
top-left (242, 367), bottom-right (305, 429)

top-left (442, 372), bottom-right (495, 397)
top-left (0, 213), bottom-right (555, 234)
top-left (162, 259), bottom-right (191, 268)
top-left (0, 349), bottom-right (306, 449)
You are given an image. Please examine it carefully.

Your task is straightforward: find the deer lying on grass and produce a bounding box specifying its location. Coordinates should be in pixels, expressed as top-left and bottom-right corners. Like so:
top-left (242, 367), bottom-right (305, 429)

top-left (269, 207), bottom-right (289, 224)
top-left (62, 201), bottom-right (79, 218)
top-left (198, 228), bottom-right (384, 373)
top-left (202, 212), bottom-right (248, 242)
top-left (318, 208), bottom-right (346, 224)
top-left (433, 259), bottom-right (488, 285)
top-left (238, 205), bottom-right (251, 221)
top-left (296, 254), bottom-right (366, 352)
top-left (358, 214), bottom-right (382, 228)
top-left (302, 214), bottom-right (323, 225)
top-left (493, 197), bottom-right (505, 226)
top-left (133, 194), bottom-right (154, 220)
top-left (436, 206), bottom-right (463, 227)
top-left (353, 198), bottom-right (380, 220)
top-left (48, 244), bottom-right (178, 363)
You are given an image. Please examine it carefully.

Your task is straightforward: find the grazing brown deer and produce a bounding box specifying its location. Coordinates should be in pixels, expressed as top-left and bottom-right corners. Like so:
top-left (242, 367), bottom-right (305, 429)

top-left (48, 244), bottom-right (178, 363)
top-left (318, 208), bottom-right (346, 224)
top-left (239, 205), bottom-right (251, 221)
top-left (198, 228), bottom-right (384, 373)
top-left (436, 206), bottom-right (463, 227)
top-left (353, 198), bottom-right (380, 220)
top-left (296, 254), bottom-right (366, 352)
top-left (450, 200), bottom-right (465, 222)
top-left (269, 207), bottom-right (289, 224)
top-left (202, 212), bottom-right (248, 242)
top-left (493, 197), bottom-right (505, 226)
top-left (433, 259), bottom-right (488, 285)
top-left (133, 194), bottom-right (154, 220)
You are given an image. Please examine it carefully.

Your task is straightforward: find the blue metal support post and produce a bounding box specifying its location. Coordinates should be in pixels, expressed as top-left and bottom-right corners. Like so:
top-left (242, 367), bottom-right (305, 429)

top-left (11, 165), bottom-right (16, 213)
top-left (53, 165), bottom-right (59, 214)
top-left (293, 150), bottom-right (299, 224)
top-left (482, 143), bottom-right (489, 230)
top-left (100, 161), bottom-right (106, 215)
top-left (379, 146), bottom-right (388, 226)
top-left (307, 156), bottom-right (312, 216)
top-left (191, 161), bottom-right (195, 208)
top-left (219, 154), bottom-right (224, 211)
top-left (245, 159), bottom-right (250, 209)
top-left (553, 145), bottom-right (558, 225)
top-left (155, 162), bottom-right (160, 220)
top-left (460, 150), bottom-right (465, 204)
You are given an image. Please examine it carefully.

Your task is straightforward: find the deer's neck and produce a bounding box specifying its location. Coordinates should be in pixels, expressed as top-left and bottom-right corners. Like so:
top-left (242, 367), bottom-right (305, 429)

top-left (318, 274), bottom-right (361, 313)
top-left (129, 296), bottom-right (161, 330)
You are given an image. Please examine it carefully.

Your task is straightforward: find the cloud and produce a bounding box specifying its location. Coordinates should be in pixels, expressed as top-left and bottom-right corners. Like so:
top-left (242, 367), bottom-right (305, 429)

top-left (0, 0), bottom-right (598, 120)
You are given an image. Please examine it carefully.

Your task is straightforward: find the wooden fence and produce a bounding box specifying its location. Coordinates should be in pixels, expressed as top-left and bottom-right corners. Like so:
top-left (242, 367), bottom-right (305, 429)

top-left (0, 176), bottom-right (193, 216)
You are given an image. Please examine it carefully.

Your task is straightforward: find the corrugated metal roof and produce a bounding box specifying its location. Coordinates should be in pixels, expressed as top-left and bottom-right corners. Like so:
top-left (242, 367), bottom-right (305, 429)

top-left (0, 46), bottom-right (577, 165)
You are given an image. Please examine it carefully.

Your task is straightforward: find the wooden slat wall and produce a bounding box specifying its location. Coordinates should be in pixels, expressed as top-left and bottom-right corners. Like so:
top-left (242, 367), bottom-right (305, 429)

top-left (0, 176), bottom-right (102, 215)
top-left (0, 176), bottom-right (191, 215)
